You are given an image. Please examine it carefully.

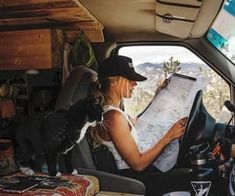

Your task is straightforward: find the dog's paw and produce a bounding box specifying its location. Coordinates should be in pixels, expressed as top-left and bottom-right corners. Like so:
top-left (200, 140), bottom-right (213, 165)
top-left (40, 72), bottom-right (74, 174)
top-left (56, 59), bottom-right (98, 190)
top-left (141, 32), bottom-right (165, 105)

top-left (72, 169), bottom-right (78, 175)
top-left (20, 167), bottom-right (35, 176)
top-left (56, 171), bottom-right (62, 177)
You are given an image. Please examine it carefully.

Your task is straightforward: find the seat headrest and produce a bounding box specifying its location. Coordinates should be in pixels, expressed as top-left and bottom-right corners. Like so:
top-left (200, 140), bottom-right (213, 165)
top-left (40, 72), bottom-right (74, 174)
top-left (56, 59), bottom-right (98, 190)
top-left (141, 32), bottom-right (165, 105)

top-left (55, 66), bottom-right (97, 111)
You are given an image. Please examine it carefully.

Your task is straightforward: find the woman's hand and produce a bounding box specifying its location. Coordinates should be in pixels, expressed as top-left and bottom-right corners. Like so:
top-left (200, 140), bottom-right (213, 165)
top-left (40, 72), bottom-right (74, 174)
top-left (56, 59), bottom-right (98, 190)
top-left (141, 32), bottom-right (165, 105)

top-left (165, 117), bottom-right (188, 142)
top-left (160, 77), bottom-right (171, 88)
top-left (155, 78), bottom-right (171, 96)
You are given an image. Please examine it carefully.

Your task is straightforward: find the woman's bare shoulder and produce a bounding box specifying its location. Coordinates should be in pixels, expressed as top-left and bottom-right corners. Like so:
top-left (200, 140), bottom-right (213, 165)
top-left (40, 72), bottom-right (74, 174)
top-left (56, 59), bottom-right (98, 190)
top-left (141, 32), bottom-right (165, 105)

top-left (103, 109), bottom-right (129, 132)
top-left (104, 109), bottom-right (125, 121)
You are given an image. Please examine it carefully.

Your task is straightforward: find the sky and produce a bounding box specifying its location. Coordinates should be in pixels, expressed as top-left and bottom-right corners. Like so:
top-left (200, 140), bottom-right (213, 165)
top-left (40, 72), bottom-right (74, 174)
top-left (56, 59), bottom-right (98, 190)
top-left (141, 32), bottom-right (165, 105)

top-left (119, 46), bottom-right (205, 66)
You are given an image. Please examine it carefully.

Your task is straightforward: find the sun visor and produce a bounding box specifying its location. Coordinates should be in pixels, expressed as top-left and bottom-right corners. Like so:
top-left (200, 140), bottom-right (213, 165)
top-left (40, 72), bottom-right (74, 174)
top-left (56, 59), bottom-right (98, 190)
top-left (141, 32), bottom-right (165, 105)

top-left (155, 0), bottom-right (203, 38)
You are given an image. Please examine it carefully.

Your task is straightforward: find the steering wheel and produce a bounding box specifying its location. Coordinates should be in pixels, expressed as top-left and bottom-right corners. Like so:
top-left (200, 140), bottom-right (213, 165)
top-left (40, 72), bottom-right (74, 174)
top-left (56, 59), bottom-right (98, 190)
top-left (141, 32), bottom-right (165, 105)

top-left (177, 90), bottom-right (204, 166)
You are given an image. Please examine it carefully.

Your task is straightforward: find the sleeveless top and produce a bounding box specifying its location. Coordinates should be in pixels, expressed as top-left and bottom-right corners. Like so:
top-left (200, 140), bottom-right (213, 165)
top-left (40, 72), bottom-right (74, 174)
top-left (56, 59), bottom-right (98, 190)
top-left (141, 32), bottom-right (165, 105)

top-left (101, 105), bottom-right (139, 170)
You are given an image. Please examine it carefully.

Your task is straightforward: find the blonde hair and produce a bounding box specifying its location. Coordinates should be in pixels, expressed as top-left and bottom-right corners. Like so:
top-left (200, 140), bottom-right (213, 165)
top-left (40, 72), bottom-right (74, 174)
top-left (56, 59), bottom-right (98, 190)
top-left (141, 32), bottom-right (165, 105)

top-left (90, 76), bottom-right (125, 106)
top-left (88, 76), bottom-right (121, 148)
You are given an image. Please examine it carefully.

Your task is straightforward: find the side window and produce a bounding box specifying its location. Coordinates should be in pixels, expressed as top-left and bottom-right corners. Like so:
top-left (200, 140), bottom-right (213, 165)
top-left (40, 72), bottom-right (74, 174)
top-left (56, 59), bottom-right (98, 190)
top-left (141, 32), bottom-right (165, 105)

top-left (119, 46), bottom-right (230, 123)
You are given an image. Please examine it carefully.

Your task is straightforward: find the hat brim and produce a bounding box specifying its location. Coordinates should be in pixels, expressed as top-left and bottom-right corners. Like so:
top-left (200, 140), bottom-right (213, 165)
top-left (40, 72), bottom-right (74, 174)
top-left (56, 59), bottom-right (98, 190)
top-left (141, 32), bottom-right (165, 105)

top-left (125, 71), bottom-right (147, 81)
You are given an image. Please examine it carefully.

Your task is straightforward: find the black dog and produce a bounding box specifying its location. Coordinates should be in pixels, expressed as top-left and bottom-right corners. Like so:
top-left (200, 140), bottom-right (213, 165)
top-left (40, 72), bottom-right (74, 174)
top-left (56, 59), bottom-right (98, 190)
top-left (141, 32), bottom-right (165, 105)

top-left (13, 98), bottom-right (103, 176)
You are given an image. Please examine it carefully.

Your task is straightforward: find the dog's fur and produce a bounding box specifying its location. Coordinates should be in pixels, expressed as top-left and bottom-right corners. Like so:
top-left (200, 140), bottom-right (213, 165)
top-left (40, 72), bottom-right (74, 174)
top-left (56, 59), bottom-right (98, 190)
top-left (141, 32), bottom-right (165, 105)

top-left (13, 98), bottom-right (103, 176)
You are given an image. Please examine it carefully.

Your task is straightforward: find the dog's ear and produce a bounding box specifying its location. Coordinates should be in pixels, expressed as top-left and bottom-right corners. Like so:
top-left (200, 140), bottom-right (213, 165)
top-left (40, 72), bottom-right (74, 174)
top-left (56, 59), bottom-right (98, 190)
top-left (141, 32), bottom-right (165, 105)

top-left (66, 99), bottom-right (86, 123)
top-left (85, 98), bottom-right (103, 122)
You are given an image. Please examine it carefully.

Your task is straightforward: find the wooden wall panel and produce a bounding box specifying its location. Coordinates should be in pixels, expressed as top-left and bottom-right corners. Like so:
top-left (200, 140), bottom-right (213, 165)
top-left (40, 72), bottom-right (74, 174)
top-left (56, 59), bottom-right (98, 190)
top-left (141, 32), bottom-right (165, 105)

top-left (0, 29), bottom-right (63, 70)
top-left (0, 1), bottom-right (104, 70)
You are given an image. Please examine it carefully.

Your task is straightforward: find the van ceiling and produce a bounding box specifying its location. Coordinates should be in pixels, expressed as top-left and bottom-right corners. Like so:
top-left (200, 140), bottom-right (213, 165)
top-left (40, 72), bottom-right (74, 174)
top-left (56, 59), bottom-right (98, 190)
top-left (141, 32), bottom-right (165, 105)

top-left (79, 0), bottom-right (224, 42)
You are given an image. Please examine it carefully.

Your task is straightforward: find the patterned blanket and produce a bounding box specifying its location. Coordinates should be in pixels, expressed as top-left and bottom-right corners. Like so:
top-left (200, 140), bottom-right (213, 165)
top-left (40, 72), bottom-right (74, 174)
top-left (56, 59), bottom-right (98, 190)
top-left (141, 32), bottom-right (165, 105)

top-left (0, 172), bottom-right (99, 196)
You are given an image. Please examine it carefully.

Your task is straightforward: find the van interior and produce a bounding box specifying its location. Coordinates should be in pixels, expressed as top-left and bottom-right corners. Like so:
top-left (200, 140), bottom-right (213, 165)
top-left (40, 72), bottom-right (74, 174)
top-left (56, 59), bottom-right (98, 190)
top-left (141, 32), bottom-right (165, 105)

top-left (0, 0), bottom-right (235, 195)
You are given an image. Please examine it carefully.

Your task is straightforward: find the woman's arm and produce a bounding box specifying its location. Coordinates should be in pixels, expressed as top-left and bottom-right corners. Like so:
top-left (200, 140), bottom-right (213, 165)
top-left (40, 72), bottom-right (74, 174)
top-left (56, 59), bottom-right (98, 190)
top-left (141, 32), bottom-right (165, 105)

top-left (104, 110), bottom-right (187, 171)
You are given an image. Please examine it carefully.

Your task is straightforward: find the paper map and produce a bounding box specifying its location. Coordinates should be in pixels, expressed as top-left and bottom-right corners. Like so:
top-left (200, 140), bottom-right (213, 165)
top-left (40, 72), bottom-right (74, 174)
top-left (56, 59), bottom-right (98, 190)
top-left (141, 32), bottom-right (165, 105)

top-left (135, 73), bottom-right (208, 172)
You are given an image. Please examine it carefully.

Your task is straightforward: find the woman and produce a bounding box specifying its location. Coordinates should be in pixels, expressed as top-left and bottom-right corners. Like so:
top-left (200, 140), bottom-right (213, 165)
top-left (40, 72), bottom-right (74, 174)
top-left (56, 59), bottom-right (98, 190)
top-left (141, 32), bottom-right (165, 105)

top-left (89, 55), bottom-right (189, 195)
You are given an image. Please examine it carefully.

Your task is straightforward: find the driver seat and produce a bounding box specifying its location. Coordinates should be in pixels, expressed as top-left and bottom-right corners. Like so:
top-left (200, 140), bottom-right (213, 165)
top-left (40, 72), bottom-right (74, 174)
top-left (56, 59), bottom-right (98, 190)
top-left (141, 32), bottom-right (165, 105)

top-left (56, 65), bottom-right (118, 171)
top-left (56, 65), bottom-right (99, 170)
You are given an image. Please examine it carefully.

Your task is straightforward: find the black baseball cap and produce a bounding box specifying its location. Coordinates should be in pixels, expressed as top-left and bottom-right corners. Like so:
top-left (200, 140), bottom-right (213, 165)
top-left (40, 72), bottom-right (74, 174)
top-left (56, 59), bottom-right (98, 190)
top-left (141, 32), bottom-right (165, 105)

top-left (98, 55), bottom-right (147, 81)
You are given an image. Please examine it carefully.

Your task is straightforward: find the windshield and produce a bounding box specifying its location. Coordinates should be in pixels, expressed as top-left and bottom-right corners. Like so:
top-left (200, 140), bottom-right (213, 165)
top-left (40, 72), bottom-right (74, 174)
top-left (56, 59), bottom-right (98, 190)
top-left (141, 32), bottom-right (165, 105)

top-left (207, 0), bottom-right (235, 64)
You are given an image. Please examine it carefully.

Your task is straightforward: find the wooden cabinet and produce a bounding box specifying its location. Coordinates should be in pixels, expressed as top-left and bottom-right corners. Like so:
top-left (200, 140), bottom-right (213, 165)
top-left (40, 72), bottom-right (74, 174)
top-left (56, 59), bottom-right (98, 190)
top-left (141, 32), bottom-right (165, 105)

top-left (0, 29), bottom-right (64, 70)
